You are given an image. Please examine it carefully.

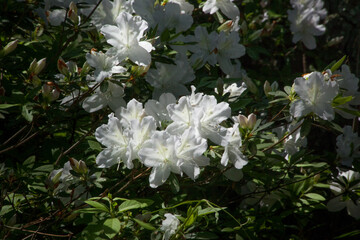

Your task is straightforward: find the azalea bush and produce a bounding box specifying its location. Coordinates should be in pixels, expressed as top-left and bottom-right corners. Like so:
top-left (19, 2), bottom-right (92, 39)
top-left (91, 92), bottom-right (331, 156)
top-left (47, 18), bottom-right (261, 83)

top-left (1, 0), bottom-right (360, 239)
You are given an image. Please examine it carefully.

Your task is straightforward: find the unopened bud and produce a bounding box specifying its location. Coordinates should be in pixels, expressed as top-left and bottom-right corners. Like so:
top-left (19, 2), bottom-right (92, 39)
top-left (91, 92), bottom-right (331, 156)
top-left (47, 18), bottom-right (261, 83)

top-left (2, 40), bottom-right (18, 56)
top-left (81, 61), bottom-right (91, 76)
top-left (34, 58), bottom-right (46, 75)
top-left (264, 80), bottom-right (271, 97)
top-left (69, 158), bottom-right (80, 172)
top-left (78, 160), bottom-right (88, 174)
top-left (216, 78), bottom-right (224, 96)
top-left (131, 64), bottom-right (150, 77)
top-left (238, 114), bottom-right (248, 129)
top-left (218, 20), bottom-right (234, 32)
top-left (29, 58), bottom-right (37, 73)
top-left (238, 113), bottom-right (257, 129)
top-left (68, 2), bottom-right (79, 25)
top-left (57, 58), bottom-right (69, 76)
top-left (242, 74), bottom-right (258, 94)
top-left (247, 113), bottom-right (257, 129)
top-left (52, 169), bottom-right (63, 184)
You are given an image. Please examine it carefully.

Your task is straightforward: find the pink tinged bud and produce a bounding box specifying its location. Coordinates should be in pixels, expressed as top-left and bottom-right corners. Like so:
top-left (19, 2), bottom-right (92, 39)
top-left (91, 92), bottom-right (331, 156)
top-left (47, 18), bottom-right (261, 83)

top-left (68, 2), bottom-right (79, 24)
top-left (57, 58), bottom-right (69, 76)
top-left (42, 84), bottom-right (51, 96)
top-left (238, 114), bottom-right (248, 129)
top-left (69, 158), bottom-right (80, 172)
top-left (218, 20), bottom-right (233, 32)
top-left (34, 58), bottom-right (46, 75)
top-left (3, 39), bottom-right (18, 56)
top-left (51, 88), bottom-right (60, 101)
top-left (247, 113), bottom-right (257, 129)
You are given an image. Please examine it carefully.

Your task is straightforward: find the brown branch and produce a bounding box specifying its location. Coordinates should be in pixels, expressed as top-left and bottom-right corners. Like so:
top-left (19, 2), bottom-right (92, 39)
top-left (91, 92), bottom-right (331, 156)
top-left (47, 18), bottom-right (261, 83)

top-left (3, 225), bottom-right (72, 238)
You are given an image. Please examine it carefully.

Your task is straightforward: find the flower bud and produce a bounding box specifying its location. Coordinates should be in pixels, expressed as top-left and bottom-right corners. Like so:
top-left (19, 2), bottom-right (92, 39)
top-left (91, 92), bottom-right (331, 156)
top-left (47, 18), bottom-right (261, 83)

top-left (216, 78), bottom-right (224, 96)
top-left (264, 80), bottom-right (271, 97)
top-left (78, 160), bottom-right (88, 174)
top-left (69, 157), bottom-right (80, 172)
top-left (247, 113), bottom-right (257, 129)
top-left (131, 64), bottom-right (150, 77)
top-left (238, 114), bottom-right (248, 129)
top-left (218, 20), bottom-right (234, 32)
top-left (51, 169), bottom-right (63, 184)
top-left (34, 58), bottom-right (46, 75)
top-left (81, 61), bottom-right (91, 76)
top-left (68, 2), bottom-right (79, 25)
top-left (238, 113), bottom-right (257, 129)
top-left (28, 58), bottom-right (37, 73)
top-left (57, 57), bottom-right (69, 76)
top-left (242, 74), bottom-right (258, 94)
top-left (2, 39), bottom-right (18, 56)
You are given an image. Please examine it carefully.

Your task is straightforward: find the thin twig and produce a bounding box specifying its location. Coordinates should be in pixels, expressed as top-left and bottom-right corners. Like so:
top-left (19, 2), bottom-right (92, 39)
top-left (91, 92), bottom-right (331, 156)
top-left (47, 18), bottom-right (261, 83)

top-left (3, 225), bottom-right (72, 238)
top-left (2, 125), bottom-right (28, 146)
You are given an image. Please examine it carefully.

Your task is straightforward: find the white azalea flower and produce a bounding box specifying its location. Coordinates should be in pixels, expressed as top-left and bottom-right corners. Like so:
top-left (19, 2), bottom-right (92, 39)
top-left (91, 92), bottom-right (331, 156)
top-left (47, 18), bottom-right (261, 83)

top-left (145, 55), bottom-right (195, 99)
top-left (88, 0), bottom-right (133, 30)
top-left (144, 93), bottom-right (177, 127)
top-left (160, 213), bottom-right (180, 240)
top-left (85, 51), bottom-right (126, 82)
top-left (193, 95), bottom-right (231, 144)
top-left (188, 26), bottom-right (218, 69)
top-left (116, 98), bottom-right (146, 128)
top-left (221, 123), bottom-right (248, 169)
top-left (203, 0), bottom-right (240, 20)
top-left (167, 86), bottom-right (231, 144)
top-left (168, 0), bottom-right (194, 14)
top-left (216, 31), bottom-right (246, 74)
top-left (82, 81), bottom-right (126, 113)
top-left (175, 128), bottom-right (210, 180)
top-left (101, 12), bottom-right (153, 66)
top-left (336, 126), bottom-right (360, 167)
top-left (156, 2), bottom-right (193, 33)
top-left (138, 131), bottom-right (181, 188)
top-left (127, 116), bottom-right (157, 168)
top-left (95, 113), bottom-right (131, 168)
top-left (215, 82), bottom-right (247, 102)
top-left (327, 170), bottom-right (360, 219)
top-left (290, 71), bottom-right (339, 120)
top-left (287, 0), bottom-right (327, 49)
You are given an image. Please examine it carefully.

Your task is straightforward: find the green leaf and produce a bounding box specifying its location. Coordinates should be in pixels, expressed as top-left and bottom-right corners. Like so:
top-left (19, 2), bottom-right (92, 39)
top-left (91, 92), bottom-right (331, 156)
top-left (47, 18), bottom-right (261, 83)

top-left (169, 174), bottom-right (180, 193)
top-left (84, 200), bottom-right (110, 213)
top-left (304, 193), bottom-right (325, 201)
top-left (133, 218), bottom-right (156, 231)
top-left (88, 140), bottom-right (102, 151)
top-left (0, 104), bottom-right (19, 109)
top-left (103, 218), bottom-right (121, 239)
top-left (118, 199), bottom-right (154, 213)
top-left (295, 162), bottom-right (327, 168)
top-left (198, 207), bottom-right (222, 216)
top-left (248, 29), bottom-right (263, 42)
top-left (22, 104), bottom-right (33, 122)
top-left (23, 156), bottom-right (35, 169)
top-left (332, 95), bottom-right (353, 107)
top-left (300, 118), bottom-right (312, 137)
top-left (330, 55), bottom-right (346, 72)
top-left (335, 107), bottom-right (360, 117)
top-left (185, 232), bottom-right (219, 239)
top-left (100, 81), bottom-right (109, 93)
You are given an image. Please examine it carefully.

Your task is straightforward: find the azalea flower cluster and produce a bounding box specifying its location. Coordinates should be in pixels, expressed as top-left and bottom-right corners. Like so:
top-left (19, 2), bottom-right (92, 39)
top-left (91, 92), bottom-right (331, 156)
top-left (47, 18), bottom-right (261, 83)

top-left (287, 0), bottom-right (327, 49)
top-left (290, 65), bottom-right (360, 121)
top-left (94, 87), bottom-right (248, 188)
